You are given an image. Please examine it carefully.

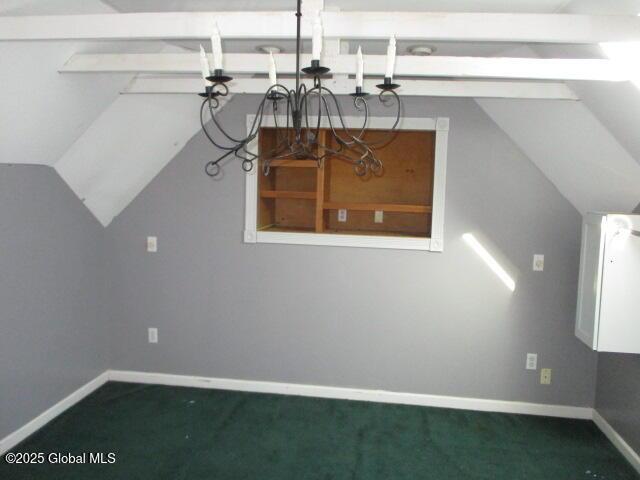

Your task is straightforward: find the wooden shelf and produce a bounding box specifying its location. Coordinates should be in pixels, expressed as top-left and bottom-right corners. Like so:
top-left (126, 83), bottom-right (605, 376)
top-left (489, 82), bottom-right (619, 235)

top-left (257, 127), bottom-right (435, 239)
top-left (260, 190), bottom-right (317, 200)
top-left (258, 225), bottom-right (315, 233)
top-left (322, 228), bottom-right (429, 238)
top-left (323, 202), bottom-right (431, 214)
top-left (268, 159), bottom-right (317, 168)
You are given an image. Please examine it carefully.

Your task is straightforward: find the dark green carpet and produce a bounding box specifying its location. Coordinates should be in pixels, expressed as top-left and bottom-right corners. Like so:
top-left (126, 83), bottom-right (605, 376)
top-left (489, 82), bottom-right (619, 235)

top-left (2, 382), bottom-right (638, 480)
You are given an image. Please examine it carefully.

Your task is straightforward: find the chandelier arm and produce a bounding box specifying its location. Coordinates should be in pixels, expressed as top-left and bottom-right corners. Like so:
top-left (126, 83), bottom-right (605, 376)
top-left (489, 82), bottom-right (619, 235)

top-left (351, 95), bottom-right (370, 141)
top-left (363, 89), bottom-right (402, 148)
top-left (319, 86), bottom-right (367, 143)
top-left (270, 101), bottom-right (290, 159)
top-left (210, 88), bottom-right (270, 149)
top-left (285, 89), bottom-right (297, 150)
top-left (298, 84), bottom-right (338, 152)
top-left (200, 100), bottom-right (245, 151)
top-left (207, 93), bottom-right (265, 144)
top-left (301, 89), bottom-right (319, 157)
top-left (236, 145), bottom-right (258, 172)
top-left (313, 83), bottom-right (323, 147)
top-left (206, 99), bottom-right (247, 145)
top-left (318, 94), bottom-right (358, 147)
top-left (304, 79), bottom-right (323, 149)
top-left (318, 96), bottom-right (369, 176)
top-left (205, 147), bottom-right (240, 177)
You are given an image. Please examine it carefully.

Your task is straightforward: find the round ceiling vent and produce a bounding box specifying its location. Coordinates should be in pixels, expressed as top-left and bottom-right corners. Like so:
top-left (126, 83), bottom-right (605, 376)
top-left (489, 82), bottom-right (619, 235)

top-left (408, 45), bottom-right (435, 56)
top-left (256, 45), bottom-right (283, 54)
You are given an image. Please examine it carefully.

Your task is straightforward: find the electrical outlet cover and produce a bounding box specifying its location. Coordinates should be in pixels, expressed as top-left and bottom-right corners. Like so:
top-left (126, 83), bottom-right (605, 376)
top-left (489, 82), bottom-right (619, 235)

top-left (338, 209), bottom-right (347, 222)
top-left (533, 254), bottom-right (544, 271)
top-left (526, 353), bottom-right (538, 370)
top-left (540, 368), bottom-right (552, 385)
top-left (374, 210), bottom-right (384, 223)
top-left (147, 236), bottom-right (158, 253)
top-left (148, 327), bottom-right (158, 343)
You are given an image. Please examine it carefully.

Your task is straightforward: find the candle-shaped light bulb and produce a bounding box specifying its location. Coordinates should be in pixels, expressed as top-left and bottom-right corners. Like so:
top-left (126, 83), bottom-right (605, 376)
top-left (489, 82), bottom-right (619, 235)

top-left (199, 45), bottom-right (212, 86)
top-left (385, 35), bottom-right (396, 79)
top-left (312, 11), bottom-right (323, 61)
top-left (356, 46), bottom-right (364, 88)
top-left (268, 51), bottom-right (278, 86)
top-left (211, 21), bottom-right (223, 70)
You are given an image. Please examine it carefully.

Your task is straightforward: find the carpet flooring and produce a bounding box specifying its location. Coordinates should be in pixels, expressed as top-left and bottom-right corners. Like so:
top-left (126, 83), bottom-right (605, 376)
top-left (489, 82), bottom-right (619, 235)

top-left (1, 381), bottom-right (638, 480)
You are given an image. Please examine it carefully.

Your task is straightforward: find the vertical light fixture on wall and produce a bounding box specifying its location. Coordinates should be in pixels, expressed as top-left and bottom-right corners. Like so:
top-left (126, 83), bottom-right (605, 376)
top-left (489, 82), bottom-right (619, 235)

top-left (462, 233), bottom-right (516, 292)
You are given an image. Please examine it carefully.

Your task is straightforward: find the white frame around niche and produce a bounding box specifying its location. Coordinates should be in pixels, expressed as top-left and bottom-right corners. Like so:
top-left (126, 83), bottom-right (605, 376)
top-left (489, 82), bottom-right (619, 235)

top-left (243, 115), bottom-right (449, 251)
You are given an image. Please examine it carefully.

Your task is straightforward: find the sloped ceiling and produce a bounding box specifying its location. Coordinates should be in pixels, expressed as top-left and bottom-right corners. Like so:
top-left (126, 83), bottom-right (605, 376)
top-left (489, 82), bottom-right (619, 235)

top-left (0, 1), bottom-right (210, 227)
top-left (474, 0), bottom-right (640, 215)
top-left (55, 93), bottom-right (212, 226)
top-left (531, 43), bottom-right (640, 170)
top-left (477, 98), bottom-right (640, 214)
top-left (0, 0), bottom-right (160, 166)
top-left (0, 40), bottom-right (153, 166)
top-left (542, 0), bottom-right (640, 167)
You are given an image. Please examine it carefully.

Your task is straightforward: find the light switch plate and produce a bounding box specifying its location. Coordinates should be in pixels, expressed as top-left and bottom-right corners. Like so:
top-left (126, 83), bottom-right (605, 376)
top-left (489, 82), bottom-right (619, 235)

top-left (540, 368), bottom-right (552, 385)
top-left (148, 327), bottom-right (158, 344)
top-left (526, 353), bottom-right (538, 370)
top-left (147, 236), bottom-right (158, 253)
top-left (338, 209), bottom-right (347, 222)
top-left (533, 254), bottom-right (544, 271)
top-left (374, 210), bottom-right (384, 223)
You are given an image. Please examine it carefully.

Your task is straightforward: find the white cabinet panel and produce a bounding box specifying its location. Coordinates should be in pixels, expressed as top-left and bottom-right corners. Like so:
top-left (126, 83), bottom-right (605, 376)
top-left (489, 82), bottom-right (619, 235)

top-left (575, 213), bottom-right (640, 353)
top-left (575, 214), bottom-right (606, 349)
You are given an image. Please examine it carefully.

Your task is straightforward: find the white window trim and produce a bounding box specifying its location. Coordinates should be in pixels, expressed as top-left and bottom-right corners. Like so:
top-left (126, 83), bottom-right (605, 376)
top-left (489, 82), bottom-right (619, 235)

top-left (244, 115), bottom-right (449, 251)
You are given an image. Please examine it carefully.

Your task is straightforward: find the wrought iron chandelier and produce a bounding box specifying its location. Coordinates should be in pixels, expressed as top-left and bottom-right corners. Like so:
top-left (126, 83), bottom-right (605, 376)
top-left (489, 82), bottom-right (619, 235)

top-left (197, 0), bottom-right (401, 178)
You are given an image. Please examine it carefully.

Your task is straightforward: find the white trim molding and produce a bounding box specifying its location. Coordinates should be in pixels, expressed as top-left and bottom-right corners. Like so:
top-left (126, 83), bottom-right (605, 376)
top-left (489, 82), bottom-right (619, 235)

top-left (593, 410), bottom-right (640, 475)
top-left (243, 115), bottom-right (448, 252)
top-left (123, 76), bottom-right (578, 100)
top-left (3, 12), bottom-right (640, 44)
top-left (0, 372), bottom-right (109, 456)
top-left (109, 370), bottom-right (592, 420)
top-left (63, 53), bottom-right (625, 83)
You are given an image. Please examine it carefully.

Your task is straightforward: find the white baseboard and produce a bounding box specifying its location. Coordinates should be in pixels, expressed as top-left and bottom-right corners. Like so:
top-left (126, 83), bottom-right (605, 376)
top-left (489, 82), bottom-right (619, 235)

top-left (6, 370), bottom-right (640, 473)
top-left (593, 410), bottom-right (640, 475)
top-left (5, 368), bottom-right (639, 475)
top-left (108, 369), bottom-right (593, 419)
top-left (0, 371), bottom-right (109, 456)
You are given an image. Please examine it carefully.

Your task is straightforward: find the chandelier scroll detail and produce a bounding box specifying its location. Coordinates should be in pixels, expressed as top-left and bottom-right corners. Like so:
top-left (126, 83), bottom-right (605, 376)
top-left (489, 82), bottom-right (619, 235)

top-left (198, 0), bottom-right (402, 178)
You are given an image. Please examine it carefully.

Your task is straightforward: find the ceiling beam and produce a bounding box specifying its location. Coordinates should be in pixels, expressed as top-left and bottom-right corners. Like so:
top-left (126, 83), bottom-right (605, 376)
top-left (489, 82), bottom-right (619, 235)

top-left (2, 11), bottom-right (640, 43)
top-left (122, 76), bottom-right (578, 100)
top-left (62, 53), bottom-right (628, 82)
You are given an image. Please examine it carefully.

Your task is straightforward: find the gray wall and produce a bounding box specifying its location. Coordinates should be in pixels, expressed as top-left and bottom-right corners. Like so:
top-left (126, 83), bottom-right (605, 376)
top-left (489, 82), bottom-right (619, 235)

top-left (594, 202), bottom-right (640, 452)
top-left (0, 165), bottom-right (108, 439)
top-left (105, 95), bottom-right (597, 407)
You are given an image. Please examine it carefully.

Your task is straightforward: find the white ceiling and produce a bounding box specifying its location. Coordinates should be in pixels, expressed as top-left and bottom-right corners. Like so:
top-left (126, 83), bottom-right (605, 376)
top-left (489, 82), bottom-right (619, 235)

top-left (0, 0), bottom-right (113, 15)
top-left (104, 0), bottom-right (571, 13)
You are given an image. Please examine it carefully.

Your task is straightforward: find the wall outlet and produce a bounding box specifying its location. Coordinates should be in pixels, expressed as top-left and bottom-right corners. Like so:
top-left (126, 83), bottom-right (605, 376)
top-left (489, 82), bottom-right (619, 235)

top-left (540, 368), bottom-right (552, 385)
top-left (338, 209), bottom-right (347, 222)
top-left (533, 254), bottom-right (544, 271)
top-left (147, 236), bottom-right (158, 253)
top-left (526, 353), bottom-right (538, 370)
top-left (374, 210), bottom-right (384, 223)
top-left (148, 327), bottom-right (158, 344)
